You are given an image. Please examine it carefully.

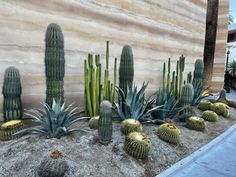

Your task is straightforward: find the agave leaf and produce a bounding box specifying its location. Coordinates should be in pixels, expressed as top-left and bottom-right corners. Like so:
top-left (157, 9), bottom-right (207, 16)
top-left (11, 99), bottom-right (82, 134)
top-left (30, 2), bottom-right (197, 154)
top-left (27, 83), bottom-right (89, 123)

top-left (15, 127), bottom-right (48, 136)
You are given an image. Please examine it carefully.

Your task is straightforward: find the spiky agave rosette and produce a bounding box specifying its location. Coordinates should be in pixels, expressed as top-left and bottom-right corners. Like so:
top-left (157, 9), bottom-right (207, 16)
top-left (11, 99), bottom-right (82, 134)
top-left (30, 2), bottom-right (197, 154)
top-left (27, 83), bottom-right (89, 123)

top-left (120, 118), bottom-right (142, 135)
top-left (124, 132), bottom-right (150, 159)
top-left (201, 110), bottom-right (218, 122)
top-left (198, 100), bottom-right (212, 111)
top-left (0, 120), bottom-right (24, 140)
top-left (89, 116), bottom-right (99, 129)
top-left (156, 123), bottom-right (180, 144)
top-left (186, 116), bottom-right (205, 131)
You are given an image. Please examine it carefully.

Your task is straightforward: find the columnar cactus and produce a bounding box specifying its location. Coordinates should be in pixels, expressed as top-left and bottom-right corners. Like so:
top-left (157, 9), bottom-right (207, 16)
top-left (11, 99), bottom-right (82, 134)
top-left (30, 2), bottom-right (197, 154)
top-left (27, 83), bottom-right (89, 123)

top-left (37, 150), bottom-right (69, 177)
top-left (192, 59), bottom-right (204, 84)
top-left (2, 66), bottom-right (22, 122)
top-left (179, 83), bottom-right (194, 121)
top-left (0, 120), bottom-right (24, 140)
top-left (98, 100), bottom-right (112, 144)
top-left (45, 23), bottom-right (65, 107)
top-left (119, 45), bottom-right (134, 96)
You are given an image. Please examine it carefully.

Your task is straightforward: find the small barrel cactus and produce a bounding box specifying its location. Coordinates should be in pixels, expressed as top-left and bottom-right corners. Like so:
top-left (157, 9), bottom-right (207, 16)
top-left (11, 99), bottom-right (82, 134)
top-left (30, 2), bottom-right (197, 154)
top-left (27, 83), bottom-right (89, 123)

top-left (120, 119), bottom-right (142, 135)
top-left (89, 116), bottom-right (99, 129)
top-left (201, 110), bottom-right (218, 122)
top-left (156, 123), bottom-right (180, 144)
top-left (186, 116), bottom-right (205, 131)
top-left (0, 120), bottom-right (24, 140)
top-left (223, 109), bottom-right (229, 118)
top-left (45, 23), bottom-right (65, 107)
top-left (210, 102), bottom-right (229, 115)
top-left (98, 100), bottom-right (112, 145)
top-left (37, 150), bottom-right (69, 177)
top-left (124, 132), bottom-right (150, 159)
top-left (198, 100), bottom-right (212, 111)
top-left (119, 45), bottom-right (134, 95)
top-left (2, 66), bottom-right (22, 122)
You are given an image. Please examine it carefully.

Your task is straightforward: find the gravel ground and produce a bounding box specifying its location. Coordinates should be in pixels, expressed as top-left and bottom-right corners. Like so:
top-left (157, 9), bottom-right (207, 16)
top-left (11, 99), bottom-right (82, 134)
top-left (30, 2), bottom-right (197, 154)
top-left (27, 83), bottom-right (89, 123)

top-left (0, 107), bottom-right (236, 177)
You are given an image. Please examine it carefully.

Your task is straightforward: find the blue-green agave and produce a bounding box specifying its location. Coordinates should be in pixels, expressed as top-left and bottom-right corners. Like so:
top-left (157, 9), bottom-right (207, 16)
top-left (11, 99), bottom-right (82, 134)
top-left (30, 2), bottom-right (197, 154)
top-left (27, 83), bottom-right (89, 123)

top-left (115, 82), bottom-right (161, 121)
top-left (18, 100), bottom-right (89, 138)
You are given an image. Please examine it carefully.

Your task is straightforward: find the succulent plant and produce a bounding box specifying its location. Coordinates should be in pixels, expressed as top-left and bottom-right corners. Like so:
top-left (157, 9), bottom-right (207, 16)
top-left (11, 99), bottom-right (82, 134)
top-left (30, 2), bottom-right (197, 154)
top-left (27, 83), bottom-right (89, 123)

top-left (89, 116), bottom-right (99, 129)
top-left (37, 150), bottom-right (69, 177)
top-left (45, 23), bottom-right (65, 107)
top-left (84, 41), bottom-right (117, 118)
top-left (0, 120), bottom-right (24, 140)
top-left (124, 132), bottom-right (150, 159)
top-left (201, 110), bottom-right (218, 122)
top-left (156, 123), bottom-right (180, 144)
top-left (119, 45), bottom-right (134, 96)
top-left (98, 100), bottom-right (112, 145)
top-left (223, 109), bottom-right (229, 118)
top-left (18, 99), bottom-right (89, 139)
top-left (216, 89), bottom-right (227, 104)
top-left (198, 100), bottom-right (212, 111)
top-left (115, 82), bottom-right (161, 121)
top-left (120, 119), bottom-right (142, 135)
top-left (179, 83), bottom-right (194, 121)
top-left (210, 102), bottom-right (229, 115)
top-left (186, 116), bottom-right (205, 131)
top-left (2, 66), bottom-right (22, 122)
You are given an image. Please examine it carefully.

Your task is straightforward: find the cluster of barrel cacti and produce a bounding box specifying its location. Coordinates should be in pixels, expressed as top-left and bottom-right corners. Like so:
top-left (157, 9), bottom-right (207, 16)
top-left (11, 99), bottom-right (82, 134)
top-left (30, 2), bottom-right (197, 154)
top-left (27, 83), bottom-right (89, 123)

top-left (45, 23), bottom-right (65, 107)
top-left (84, 41), bottom-right (117, 118)
top-left (0, 120), bottom-right (24, 140)
top-left (2, 66), bottom-right (22, 122)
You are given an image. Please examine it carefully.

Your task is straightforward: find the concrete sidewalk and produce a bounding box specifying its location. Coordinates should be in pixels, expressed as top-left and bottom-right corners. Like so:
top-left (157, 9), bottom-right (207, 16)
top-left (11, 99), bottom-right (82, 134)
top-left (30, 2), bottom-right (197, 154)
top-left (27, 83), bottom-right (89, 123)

top-left (156, 123), bottom-right (236, 177)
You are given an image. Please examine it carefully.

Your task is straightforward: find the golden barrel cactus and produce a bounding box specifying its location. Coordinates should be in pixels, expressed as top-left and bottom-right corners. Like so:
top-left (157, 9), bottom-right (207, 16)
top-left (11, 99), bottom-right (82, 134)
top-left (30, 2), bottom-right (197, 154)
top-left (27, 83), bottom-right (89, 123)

top-left (120, 119), bottom-right (142, 135)
top-left (156, 123), bottom-right (180, 144)
top-left (124, 132), bottom-right (150, 159)
top-left (186, 116), bottom-right (205, 131)
top-left (0, 120), bottom-right (24, 140)
top-left (201, 110), bottom-right (218, 122)
top-left (88, 116), bottom-right (99, 129)
top-left (198, 100), bottom-right (212, 111)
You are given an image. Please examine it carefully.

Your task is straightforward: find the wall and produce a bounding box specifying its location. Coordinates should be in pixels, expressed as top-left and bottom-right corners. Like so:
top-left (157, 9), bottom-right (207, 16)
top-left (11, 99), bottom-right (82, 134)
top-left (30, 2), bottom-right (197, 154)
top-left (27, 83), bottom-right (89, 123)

top-left (0, 0), bottom-right (210, 113)
top-left (212, 0), bottom-right (229, 89)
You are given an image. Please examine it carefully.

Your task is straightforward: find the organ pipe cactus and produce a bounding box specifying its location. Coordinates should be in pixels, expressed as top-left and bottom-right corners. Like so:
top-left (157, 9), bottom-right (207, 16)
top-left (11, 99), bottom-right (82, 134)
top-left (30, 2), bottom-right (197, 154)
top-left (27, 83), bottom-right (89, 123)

top-left (2, 66), bottom-right (22, 122)
top-left (98, 100), bottom-right (112, 145)
top-left (119, 45), bottom-right (134, 96)
top-left (84, 41), bottom-right (117, 118)
top-left (45, 23), bottom-right (65, 107)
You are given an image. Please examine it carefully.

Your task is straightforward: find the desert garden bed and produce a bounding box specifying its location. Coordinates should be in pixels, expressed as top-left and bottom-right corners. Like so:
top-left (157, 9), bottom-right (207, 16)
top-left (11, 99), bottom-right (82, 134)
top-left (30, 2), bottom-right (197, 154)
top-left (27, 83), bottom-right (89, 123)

top-left (0, 106), bottom-right (235, 177)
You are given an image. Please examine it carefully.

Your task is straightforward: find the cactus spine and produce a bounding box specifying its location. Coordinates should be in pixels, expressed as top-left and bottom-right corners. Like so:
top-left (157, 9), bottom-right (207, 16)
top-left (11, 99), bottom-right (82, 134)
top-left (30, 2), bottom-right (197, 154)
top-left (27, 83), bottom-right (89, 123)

top-left (2, 66), bottom-right (22, 122)
top-left (119, 45), bottom-right (134, 96)
top-left (98, 100), bottom-right (112, 145)
top-left (45, 23), bottom-right (65, 107)
top-left (84, 41), bottom-right (117, 118)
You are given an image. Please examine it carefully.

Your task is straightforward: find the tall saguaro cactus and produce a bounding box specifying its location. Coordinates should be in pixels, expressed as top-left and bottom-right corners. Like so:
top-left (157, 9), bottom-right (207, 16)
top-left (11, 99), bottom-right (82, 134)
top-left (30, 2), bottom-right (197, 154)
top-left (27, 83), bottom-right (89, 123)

top-left (98, 100), bottom-right (112, 145)
top-left (2, 66), bottom-right (22, 122)
top-left (119, 45), bottom-right (134, 96)
top-left (45, 23), bottom-right (65, 107)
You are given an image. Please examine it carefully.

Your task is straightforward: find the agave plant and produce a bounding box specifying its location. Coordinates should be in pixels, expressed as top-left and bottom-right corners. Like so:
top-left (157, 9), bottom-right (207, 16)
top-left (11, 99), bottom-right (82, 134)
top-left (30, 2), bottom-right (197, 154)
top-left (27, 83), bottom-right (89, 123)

top-left (150, 89), bottom-right (181, 124)
top-left (18, 100), bottom-right (89, 138)
top-left (115, 82), bottom-right (161, 121)
top-left (192, 80), bottom-right (209, 105)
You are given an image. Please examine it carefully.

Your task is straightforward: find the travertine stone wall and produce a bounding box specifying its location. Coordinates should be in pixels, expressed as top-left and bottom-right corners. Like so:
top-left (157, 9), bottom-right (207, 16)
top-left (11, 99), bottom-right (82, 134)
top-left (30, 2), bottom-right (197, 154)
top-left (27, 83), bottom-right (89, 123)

top-left (0, 0), bottom-right (226, 113)
top-left (212, 0), bottom-right (229, 89)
